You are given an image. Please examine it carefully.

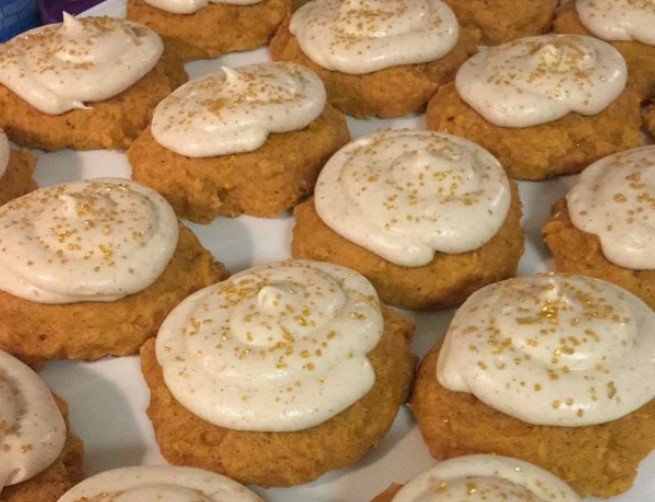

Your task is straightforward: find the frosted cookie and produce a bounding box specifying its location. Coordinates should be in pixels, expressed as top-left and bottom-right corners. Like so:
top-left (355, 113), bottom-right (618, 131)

top-left (554, 0), bottom-right (655, 101)
top-left (269, 0), bottom-right (479, 118)
top-left (0, 130), bottom-right (35, 206)
top-left (0, 350), bottom-right (83, 502)
top-left (543, 146), bottom-right (655, 310)
top-left (442, 0), bottom-right (558, 45)
top-left (58, 466), bottom-right (264, 502)
top-left (0, 15), bottom-right (187, 151)
top-left (0, 178), bottom-right (227, 362)
top-left (126, 0), bottom-right (296, 62)
top-left (292, 129), bottom-right (524, 310)
top-left (141, 259), bottom-right (415, 486)
top-left (410, 274), bottom-right (655, 497)
top-left (129, 62), bottom-right (349, 222)
top-left (426, 34), bottom-right (642, 180)
top-left (370, 454), bottom-right (579, 502)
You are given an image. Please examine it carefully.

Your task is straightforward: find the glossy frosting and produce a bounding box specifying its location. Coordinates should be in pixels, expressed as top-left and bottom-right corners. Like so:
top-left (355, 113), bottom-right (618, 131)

top-left (315, 129), bottom-right (511, 267)
top-left (393, 454), bottom-right (579, 502)
top-left (0, 14), bottom-right (163, 115)
top-left (438, 274), bottom-right (655, 426)
top-left (0, 178), bottom-right (178, 304)
top-left (144, 0), bottom-right (261, 14)
top-left (289, 0), bottom-right (459, 74)
top-left (0, 130), bottom-right (8, 180)
top-left (567, 146), bottom-right (655, 270)
top-left (456, 34), bottom-right (627, 127)
top-left (156, 260), bottom-right (383, 432)
top-left (577, 0), bottom-right (655, 45)
top-left (0, 350), bottom-right (66, 490)
top-left (151, 62), bottom-right (326, 157)
top-left (57, 465), bottom-right (264, 502)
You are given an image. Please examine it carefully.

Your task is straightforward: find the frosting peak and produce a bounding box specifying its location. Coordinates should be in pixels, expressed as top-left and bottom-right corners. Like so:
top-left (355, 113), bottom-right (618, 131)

top-left (151, 62), bottom-right (326, 157)
top-left (0, 178), bottom-right (178, 304)
top-left (0, 16), bottom-right (163, 115)
top-left (156, 260), bottom-right (383, 432)
top-left (438, 274), bottom-right (655, 426)
top-left (290, 0), bottom-right (459, 74)
top-left (455, 35), bottom-right (627, 127)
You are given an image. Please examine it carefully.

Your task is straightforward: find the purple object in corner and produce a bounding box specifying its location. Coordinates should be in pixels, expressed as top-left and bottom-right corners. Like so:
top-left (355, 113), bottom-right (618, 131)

top-left (39, 0), bottom-right (106, 24)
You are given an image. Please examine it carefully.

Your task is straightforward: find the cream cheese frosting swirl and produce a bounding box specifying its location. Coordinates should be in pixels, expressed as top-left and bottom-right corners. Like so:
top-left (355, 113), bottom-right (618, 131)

top-left (456, 34), bottom-right (627, 128)
top-left (57, 466), bottom-right (264, 502)
top-left (0, 14), bottom-right (163, 115)
top-left (0, 350), bottom-right (66, 491)
top-left (0, 130), bottom-right (9, 180)
top-left (577, 0), bottom-right (655, 45)
top-left (437, 274), bottom-right (655, 426)
top-left (151, 62), bottom-right (326, 157)
top-left (567, 146), bottom-right (655, 270)
top-left (144, 0), bottom-right (261, 14)
top-left (0, 178), bottom-right (178, 304)
top-left (156, 259), bottom-right (383, 432)
top-left (315, 129), bottom-right (511, 267)
top-left (289, 0), bottom-right (459, 74)
top-left (392, 454), bottom-right (579, 502)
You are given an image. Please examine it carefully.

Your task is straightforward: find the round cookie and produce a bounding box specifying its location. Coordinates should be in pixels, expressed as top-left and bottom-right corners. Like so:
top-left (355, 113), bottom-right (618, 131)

top-left (442, 0), bottom-right (558, 45)
top-left (543, 146), bottom-right (655, 310)
top-left (126, 0), bottom-right (295, 62)
top-left (369, 455), bottom-right (580, 502)
top-left (292, 130), bottom-right (524, 310)
top-left (0, 16), bottom-right (187, 151)
top-left (554, 1), bottom-right (655, 101)
top-left (426, 35), bottom-right (642, 180)
top-left (410, 275), bottom-right (655, 498)
top-left (644, 100), bottom-right (655, 138)
top-left (0, 130), bottom-right (35, 206)
top-left (0, 351), bottom-right (84, 502)
top-left (141, 260), bottom-right (416, 486)
top-left (0, 179), bottom-right (227, 361)
top-left (129, 62), bottom-right (350, 222)
top-left (269, 0), bottom-right (479, 118)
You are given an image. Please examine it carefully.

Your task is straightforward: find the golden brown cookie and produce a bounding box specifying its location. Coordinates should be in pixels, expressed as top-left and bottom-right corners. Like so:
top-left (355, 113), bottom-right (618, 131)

top-left (426, 82), bottom-right (642, 180)
top-left (0, 225), bottom-right (227, 361)
top-left (442, 0), bottom-right (557, 45)
top-left (409, 341), bottom-right (655, 498)
top-left (0, 148), bottom-right (36, 206)
top-left (126, 0), bottom-right (294, 62)
top-left (543, 198), bottom-right (655, 311)
top-left (369, 484), bottom-right (402, 502)
top-left (128, 104), bottom-right (350, 222)
top-left (0, 51), bottom-right (187, 151)
top-left (554, 3), bottom-right (655, 102)
top-left (1, 396), bottom-right (84, 502)
top-left (291, 182), bottom-right (524, 311)
top-left (269, 18), bottom-right (479, 118)
top-left (141, 306), bottom-right (416, 487)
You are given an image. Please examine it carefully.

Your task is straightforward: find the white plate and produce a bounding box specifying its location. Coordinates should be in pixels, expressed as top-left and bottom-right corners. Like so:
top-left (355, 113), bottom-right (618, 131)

top-left (37, 2), bottom-right (655, 500)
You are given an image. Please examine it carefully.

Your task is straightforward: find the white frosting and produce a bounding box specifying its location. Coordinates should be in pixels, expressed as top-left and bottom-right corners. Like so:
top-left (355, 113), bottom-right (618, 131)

top-left (57, 466), bottom-right (263, 502)
top-left (577, 0), bottom-right (655, 45)
top-left (151, 62), bottom-right (326, 157)
top-left (393, 454), bottom-right (579, 502)
top-left (437, 274), bottom-right (655, 426)
top-left (567, 146), bottom-right (655, 270)
top-left (0, 130), bottom-right (9, 180)
top-left (0, 14), bottom-right (163, 115)
top-left (289, 0), bottom-right (459, 74)
top-left (144, 0), bottom-right (261, 14)
top-left (456, 34), bottom-right (627, 128)
top-left (156, 259), bottom-right (383, 432)
top-left (0, 350), bottom-right (66, 490)
top-left (0, 178), bottom-right (178, 304)
top-left (315, 129), bottom-right (511, 267)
